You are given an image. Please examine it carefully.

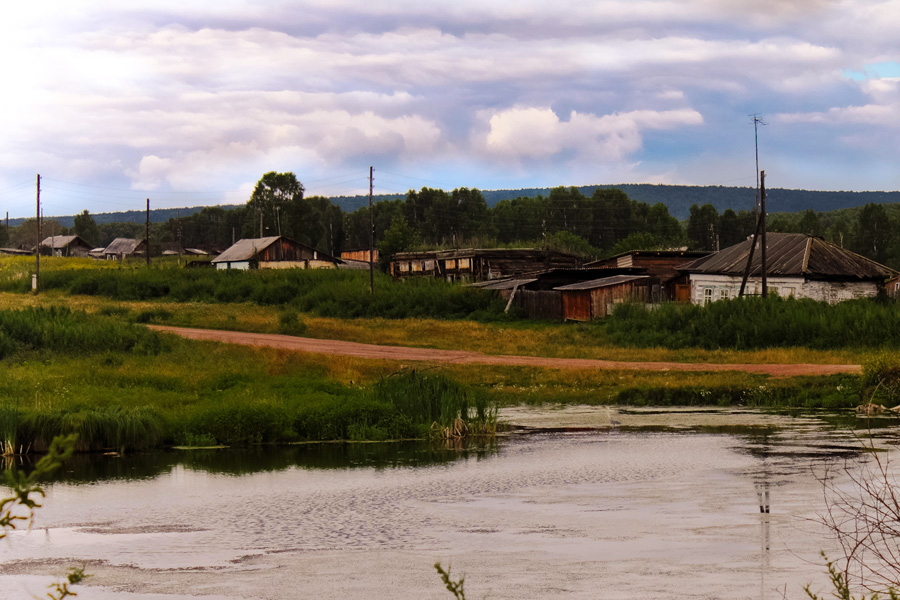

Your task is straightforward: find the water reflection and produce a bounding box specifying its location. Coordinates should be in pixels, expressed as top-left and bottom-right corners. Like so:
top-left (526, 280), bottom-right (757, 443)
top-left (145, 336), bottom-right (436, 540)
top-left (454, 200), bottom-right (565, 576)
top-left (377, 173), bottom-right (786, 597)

top-left (7, 437), bottom-right (500, 485)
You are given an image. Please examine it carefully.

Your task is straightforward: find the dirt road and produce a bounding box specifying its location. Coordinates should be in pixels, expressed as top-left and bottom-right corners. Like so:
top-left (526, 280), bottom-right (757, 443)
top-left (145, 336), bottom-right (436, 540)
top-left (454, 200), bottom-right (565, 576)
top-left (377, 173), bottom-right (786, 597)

top-left (149, 325), bottom-right (861, 377)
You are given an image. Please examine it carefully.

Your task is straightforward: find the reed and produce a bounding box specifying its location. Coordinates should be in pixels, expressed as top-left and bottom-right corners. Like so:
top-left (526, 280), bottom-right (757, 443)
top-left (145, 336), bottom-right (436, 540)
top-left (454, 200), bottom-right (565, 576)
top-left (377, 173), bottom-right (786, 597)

top-left (18, 406), bottom-right (166, 453)
top-left (370, 370), bottom-right (498, 438)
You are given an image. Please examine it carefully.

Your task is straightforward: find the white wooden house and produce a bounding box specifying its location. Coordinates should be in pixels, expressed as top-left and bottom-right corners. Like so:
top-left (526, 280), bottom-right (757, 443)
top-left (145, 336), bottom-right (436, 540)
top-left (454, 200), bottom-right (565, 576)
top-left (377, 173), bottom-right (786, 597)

top-left (679, 233), bottom-right (896, 304)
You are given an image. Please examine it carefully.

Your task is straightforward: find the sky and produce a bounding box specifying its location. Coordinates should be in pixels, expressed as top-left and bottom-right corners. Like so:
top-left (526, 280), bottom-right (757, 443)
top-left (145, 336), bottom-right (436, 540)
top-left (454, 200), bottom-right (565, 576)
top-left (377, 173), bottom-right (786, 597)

top-left (1, 1), bottom-right (899, 219)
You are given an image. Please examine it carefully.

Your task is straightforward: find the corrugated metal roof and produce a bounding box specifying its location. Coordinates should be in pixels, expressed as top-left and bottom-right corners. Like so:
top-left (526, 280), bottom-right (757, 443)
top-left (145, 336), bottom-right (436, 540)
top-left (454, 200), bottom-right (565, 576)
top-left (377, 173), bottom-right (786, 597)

top-left (683, 232), bottom-right (896, 280)
top-left (554, 275), bottom-right (649, 291)
top-left (211, 237), bottom-right (280, 263)
top-left (473, 278), bottom-right (538, 290)
top-left (104, 238), bottom-right (145, 255)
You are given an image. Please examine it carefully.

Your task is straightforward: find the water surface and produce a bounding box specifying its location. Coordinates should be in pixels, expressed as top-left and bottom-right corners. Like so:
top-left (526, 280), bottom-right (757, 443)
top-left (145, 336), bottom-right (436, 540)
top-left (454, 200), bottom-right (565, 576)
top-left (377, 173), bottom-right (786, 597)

top-left (0, 407), bottom-right (891, 599)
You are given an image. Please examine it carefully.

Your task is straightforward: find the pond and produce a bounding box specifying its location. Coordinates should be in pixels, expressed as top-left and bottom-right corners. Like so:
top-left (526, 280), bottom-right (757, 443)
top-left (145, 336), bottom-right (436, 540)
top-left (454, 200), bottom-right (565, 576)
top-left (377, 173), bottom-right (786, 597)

top-left (1, 406), bottom-right (896, 599)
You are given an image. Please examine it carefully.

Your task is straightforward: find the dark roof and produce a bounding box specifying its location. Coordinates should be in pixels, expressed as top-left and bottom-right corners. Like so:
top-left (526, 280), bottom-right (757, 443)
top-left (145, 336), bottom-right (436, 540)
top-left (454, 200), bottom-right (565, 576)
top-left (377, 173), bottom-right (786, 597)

top-left (392, 248), bottom-right (583, 261)
top-left (682, 233), bottom-right (896, 280)
top-left (104, 238), bottom-right (145, 255)
top-left (585, 249), bottom-right (710, 267)
top-left (554, 275), bottom-right (649, 291)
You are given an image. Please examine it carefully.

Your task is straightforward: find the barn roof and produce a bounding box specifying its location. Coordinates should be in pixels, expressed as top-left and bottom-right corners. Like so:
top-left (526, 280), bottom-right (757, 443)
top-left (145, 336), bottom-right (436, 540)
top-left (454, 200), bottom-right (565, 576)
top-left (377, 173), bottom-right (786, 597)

top-left (104, 238), bottom-right (145, 255)
top-left (681, 233), bottom-right (896, 280)
top-left (554, 275), bottom-right (649, 291)
top-left (41, 235), bottom-right (86, 249)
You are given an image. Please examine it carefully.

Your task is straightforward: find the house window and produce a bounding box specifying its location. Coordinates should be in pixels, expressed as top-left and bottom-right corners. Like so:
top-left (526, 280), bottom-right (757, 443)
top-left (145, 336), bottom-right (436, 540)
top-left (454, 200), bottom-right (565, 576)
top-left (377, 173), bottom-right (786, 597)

top-left (703, 288), bottom-right (713, 305)
top-left (424, 260), bottom-right (435, 271)
top-left (411, 261), bottom-right (423, 272)
top-left (719, 289), bottom-right (729, 301)
top-left (458, 258), bottom-right (471, 269)
top-left (398, 261), bottom-right (409, 272)
top-left (445, 259), bottom-right (457, 269)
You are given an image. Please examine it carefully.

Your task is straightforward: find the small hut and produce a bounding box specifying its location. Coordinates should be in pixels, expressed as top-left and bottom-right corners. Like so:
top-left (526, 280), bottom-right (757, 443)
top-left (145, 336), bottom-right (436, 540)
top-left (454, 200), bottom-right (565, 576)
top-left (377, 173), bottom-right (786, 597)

top-left (555, 275), bottom-right (654, 321)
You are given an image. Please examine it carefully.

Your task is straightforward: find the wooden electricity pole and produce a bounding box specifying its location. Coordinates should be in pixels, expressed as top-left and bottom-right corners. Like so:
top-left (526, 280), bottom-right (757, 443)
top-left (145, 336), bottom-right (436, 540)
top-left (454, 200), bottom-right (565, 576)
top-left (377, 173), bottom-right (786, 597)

top-left (738, 170), bottom-right (768, 298)
top-left (146, 198), bottom-right (151, 266)
top-left (369, 165), bottom-right (374, 295)
top-left (34, 174), bottom-right (40, 293)
top-left (759, 171), bottom-right (767, 298)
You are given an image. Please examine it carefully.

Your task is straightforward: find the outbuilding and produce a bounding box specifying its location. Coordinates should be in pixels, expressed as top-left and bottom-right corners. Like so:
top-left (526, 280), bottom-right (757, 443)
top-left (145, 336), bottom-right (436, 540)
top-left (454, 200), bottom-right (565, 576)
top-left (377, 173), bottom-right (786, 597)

top-left (211, 236), bottom-right (341, 270)
top-left (554, 275), bottom-right (653, 321)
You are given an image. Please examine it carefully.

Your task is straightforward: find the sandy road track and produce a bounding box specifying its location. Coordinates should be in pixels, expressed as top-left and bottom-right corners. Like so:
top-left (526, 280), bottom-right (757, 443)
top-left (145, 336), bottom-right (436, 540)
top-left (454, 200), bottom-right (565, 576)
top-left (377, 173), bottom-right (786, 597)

top-left (149, 325), bottom-right (860, 377)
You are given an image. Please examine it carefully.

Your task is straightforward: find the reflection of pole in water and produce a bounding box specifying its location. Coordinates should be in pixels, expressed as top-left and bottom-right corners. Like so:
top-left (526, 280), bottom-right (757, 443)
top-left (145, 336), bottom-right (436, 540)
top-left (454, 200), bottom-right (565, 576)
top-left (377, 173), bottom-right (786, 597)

top-left (755, 454), bottom-right (771, 600)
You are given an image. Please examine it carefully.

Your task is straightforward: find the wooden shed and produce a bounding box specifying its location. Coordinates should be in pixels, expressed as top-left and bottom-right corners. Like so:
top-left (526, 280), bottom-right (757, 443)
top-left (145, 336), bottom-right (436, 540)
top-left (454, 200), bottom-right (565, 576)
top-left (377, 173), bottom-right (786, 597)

top-left (555, 275), bottom-right (653, 321)
top-left (211, 236), bottom-right (340, 270)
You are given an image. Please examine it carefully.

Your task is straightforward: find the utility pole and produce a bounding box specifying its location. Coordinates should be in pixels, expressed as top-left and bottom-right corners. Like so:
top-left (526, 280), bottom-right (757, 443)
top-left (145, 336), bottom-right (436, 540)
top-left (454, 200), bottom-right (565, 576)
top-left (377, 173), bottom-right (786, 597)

top-left (146, 198), bottom-right (151, 266)
top-left (34, 174), bottom-right (40, 293)
top-left (369, 165), bottom-right (374, 294)
top-left (760, 171), bottom-right (767, 298)
top-left (750, 114), bottom-right (766, 217)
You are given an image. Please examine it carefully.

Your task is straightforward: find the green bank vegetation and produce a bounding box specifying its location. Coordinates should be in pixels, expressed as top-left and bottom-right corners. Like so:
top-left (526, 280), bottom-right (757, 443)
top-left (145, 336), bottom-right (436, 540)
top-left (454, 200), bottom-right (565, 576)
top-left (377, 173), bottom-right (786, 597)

top-left (0, 307), bottom-right (502, 453)
top-left (0, 306), bottom-right (895, 455)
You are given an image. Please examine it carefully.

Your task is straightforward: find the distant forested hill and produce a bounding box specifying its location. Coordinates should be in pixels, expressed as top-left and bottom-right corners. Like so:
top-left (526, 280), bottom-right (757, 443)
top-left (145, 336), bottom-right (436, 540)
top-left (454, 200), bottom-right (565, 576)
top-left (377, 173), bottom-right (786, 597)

top-left (13, 184), bottom-right (900, 226)
top-left (479, 185), bottom-right (900, 220)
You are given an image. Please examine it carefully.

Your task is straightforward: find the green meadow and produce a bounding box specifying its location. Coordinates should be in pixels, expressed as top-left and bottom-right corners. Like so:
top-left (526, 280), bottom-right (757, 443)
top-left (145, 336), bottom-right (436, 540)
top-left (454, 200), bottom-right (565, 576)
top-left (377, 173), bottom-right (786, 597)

top-left (0, 259), bottom-right (896, 454)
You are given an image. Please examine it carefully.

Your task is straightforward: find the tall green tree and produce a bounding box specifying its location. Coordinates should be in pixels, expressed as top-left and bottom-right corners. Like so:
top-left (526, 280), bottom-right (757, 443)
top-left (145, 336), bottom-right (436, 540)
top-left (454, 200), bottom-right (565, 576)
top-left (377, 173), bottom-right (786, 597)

top-left (687, 204), bottom-right (720, 251)
top-left (73, 210), bottom-right (100, 247)
top-left (246, 172), bottom-right (304, 238)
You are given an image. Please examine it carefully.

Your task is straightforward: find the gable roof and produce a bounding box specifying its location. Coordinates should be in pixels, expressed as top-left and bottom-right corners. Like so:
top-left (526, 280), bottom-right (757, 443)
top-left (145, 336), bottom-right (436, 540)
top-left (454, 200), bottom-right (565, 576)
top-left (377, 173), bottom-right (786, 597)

top-left (41, 235), bottom-right (88, 249)
top-left (682, 233), bottom-right (896, 280)
top-left (212, 237), bottom-right (281, 263)
top-left (104, 238), bottom-right (145, 255)
top-left (211, 236), bottom-right (340, 264)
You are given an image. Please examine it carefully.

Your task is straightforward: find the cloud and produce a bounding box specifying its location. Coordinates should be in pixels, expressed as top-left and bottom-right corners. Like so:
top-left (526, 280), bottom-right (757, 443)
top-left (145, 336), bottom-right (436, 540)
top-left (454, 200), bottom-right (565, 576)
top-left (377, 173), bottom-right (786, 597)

top-left (480, 107), bottom-right (703, 160)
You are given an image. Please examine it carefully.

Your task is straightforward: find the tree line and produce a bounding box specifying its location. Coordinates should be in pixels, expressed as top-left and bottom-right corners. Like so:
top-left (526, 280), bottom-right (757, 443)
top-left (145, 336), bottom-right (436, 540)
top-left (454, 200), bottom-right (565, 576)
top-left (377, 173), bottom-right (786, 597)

top-left (2, 171), bottom-right (898, 269)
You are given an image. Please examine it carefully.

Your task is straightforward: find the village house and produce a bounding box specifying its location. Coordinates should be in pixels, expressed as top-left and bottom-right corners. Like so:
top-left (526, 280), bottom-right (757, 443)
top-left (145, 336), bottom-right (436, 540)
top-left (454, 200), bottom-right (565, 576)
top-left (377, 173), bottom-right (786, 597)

top-left (678, 232), bottom-right (897, 304)
top-left (390, 248), bottom-right (584, 282)
top-left (102, 238), bottom-right (147, 260)
top-left (585, 249), bottom-right (710, 302)
top-left (886, 273), bottom-right (900, 300)
top-left (40, 235), bottom-right (93, 257)
top-left (211, 236), bottom-right (341, 270)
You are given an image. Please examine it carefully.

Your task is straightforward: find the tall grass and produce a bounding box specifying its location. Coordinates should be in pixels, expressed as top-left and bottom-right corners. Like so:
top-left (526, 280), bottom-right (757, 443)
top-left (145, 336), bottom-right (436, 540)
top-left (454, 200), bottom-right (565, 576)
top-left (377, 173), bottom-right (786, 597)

top-left (0, 306), bottom-right (167, 357)
top-left (0, 265), bottom-right (508, 321)
top-left (606, 296), bottom-right (900, 350)
top-left (370, 370), bottom-right (498, 438)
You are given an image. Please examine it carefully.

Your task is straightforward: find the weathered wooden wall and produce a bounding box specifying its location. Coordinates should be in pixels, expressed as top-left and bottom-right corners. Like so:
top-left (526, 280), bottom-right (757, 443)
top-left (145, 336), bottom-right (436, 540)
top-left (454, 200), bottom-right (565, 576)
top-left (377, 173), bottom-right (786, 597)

top-left (513, 290), bottom-right (563, 320)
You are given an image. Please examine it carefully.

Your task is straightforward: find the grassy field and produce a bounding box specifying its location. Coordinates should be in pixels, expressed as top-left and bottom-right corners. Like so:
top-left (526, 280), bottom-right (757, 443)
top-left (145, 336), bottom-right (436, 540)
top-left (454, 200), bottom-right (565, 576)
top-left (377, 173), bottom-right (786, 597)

top-left (0, 302), bottom-right (871, 454)
top-left (0, 292), bottom-right (868, 365)
top-left (0, 257), bottom-right (891, 455)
